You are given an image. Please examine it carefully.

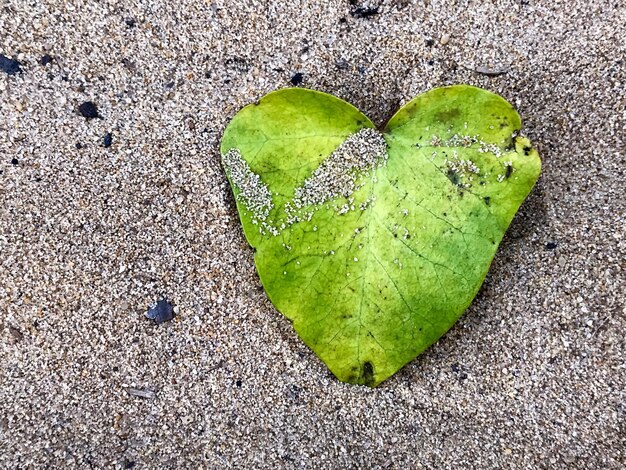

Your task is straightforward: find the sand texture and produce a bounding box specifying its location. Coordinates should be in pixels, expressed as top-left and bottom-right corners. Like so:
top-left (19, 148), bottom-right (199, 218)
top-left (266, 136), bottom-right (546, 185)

top-left (1, 0), bottom-right (625, 468)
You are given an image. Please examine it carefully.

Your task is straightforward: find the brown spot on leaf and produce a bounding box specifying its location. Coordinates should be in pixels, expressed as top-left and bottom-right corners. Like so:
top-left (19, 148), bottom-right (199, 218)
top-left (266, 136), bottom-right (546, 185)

top-left (505, 164), bottom-right (513, 179)
top-left (361, 361), bottom-right (375, 386)
top-left (436, 108), bottom-right (460, 123)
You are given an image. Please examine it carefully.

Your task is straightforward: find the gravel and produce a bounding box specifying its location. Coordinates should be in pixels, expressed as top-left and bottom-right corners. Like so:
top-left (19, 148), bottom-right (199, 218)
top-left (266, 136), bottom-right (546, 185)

top-left (1, 0), bottom-right (624, 468)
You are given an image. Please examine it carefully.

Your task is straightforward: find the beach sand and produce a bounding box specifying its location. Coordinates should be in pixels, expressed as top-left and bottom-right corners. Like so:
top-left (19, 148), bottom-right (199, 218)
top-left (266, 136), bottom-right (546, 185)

top-left (1, 0), bottom-right (624, 467)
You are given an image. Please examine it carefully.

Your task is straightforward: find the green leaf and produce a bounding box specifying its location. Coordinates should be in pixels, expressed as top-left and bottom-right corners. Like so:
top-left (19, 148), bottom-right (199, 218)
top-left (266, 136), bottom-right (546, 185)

top-left (220, 85), bottom-right (541, 387)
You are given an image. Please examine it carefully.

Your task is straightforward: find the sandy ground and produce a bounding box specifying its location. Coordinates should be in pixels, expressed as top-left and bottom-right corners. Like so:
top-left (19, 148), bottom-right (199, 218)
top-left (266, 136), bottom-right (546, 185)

top-left (1, 0), bottom-right (625, 468)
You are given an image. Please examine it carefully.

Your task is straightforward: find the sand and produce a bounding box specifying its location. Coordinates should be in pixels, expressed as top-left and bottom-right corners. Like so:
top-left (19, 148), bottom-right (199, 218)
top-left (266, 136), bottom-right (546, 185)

top-left (1, 0), bottom-right (625, 468)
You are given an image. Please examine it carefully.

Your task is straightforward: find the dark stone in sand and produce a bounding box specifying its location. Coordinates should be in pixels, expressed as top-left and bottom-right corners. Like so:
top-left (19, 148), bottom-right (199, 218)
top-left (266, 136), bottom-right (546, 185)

top-left (103, 132), bottom-right (113, 148)
top-left (40, 54), bottom-right (53, 66)
top-left (145, 299), bottom-right (175, 324)
top-left (78, 101), bottom-right (100, 119)
top-left (290, 72), bottom-right (303, 86)
top-left (0, 54), bottom-right (22, 75)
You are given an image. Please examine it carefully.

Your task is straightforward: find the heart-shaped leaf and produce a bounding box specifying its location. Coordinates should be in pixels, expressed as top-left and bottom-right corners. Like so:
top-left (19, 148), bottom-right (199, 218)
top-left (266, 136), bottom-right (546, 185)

top-left (221, 85), bottom-right (541, 386)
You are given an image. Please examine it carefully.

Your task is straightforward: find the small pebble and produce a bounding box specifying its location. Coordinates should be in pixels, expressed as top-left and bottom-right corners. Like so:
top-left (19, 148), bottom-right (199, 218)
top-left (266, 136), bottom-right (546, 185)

top-left (39, 54), bottom-right (53, 66)
top-left (145, 299), bottom-right (175, 324)
top-left (126, 388), bottom-right (156, 399)
top-left (440, 33), bottom-right (451, 45)
top-left (103, 132), bottom-right (113, 148)
top-left (0, 54), bottom-right (22, 75)
top-left (473, 65), bottom-right (508, 77)
top-left (350, 6), bottom-right (379, 18)
top-left (290, 72), bottom-right (303, 86)
top-left (78, 101), bottom-right (100, 119)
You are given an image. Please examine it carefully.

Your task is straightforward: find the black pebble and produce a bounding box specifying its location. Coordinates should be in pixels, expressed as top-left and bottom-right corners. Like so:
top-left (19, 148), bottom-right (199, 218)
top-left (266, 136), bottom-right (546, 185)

top-left (0, 54), bottom-right (22, 75)
top-left (11, 158), bottom-right (19, 165)
top-left (427, 59), bottom-right (435, 66)
top-left (76, 142), bottom-right (83, 149)
top-left (545, 242), bottom-right (558, 250)
top-left (125, 17), bottom-right (137, 28)
top-left (350, 6), bottom-right (379, 18)
top-left (235, 379), bottom-right (242, 388)
top-left (40, 54), bottom-right (53, 66)
top-left (124, 460), bottom-right (136, 469)
top-left (145, 299), bottom-right (175, 324)
top-left (425, 39), bottom-right (435, 47)
top-left (290, 72), bottom-right (303, 86)
top-left (103, 132), bottom-right (113, 148)
top-left (78, 101), bottom-right (100, 119)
